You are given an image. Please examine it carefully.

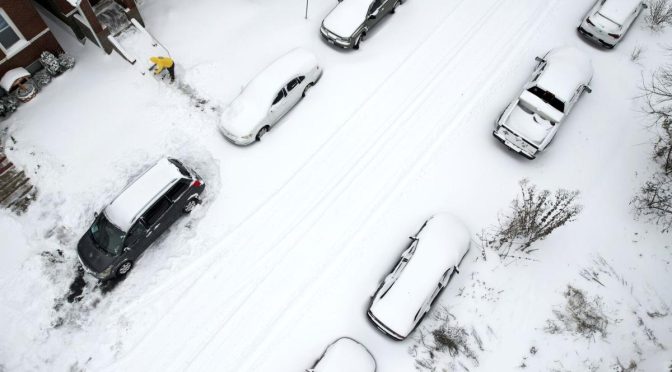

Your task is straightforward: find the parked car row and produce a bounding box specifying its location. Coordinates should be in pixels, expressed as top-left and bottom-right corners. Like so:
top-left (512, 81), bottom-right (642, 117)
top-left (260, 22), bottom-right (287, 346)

top-left (74, 0), bottom-right (649, 368)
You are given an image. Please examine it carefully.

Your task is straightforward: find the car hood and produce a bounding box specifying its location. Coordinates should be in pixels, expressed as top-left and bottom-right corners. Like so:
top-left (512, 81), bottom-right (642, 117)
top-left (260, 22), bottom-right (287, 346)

top-left (77, 232), bottom-right (117, 274)
top-left (323, 0), bottom-right (369, 38)
top-left (219, 95), bottom-right (266, 138)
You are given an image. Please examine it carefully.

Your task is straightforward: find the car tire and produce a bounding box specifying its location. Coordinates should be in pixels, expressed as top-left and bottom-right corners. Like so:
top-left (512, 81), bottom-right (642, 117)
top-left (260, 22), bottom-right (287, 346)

top-left (117, 261), bottom-right (133, 277)
top-left (353, 35), bottom-right (362, 50)
top-left (256, 126), bottom-right (270, 141)
top-left (302, 83), bottom-right (314, 98)
top-left (391, 0), bottom-right (401, 13)
top-left (184, 196), bottom-right (200, 213)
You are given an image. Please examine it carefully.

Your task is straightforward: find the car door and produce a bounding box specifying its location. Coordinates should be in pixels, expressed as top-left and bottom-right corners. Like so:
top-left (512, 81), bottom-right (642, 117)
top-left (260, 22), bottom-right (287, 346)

top-left (123, 220), bottom-right (149, 260)
top-left (140, 196), bottom-right (173, 246)
top-left (268, 88), bottom-right (287, 125)
top-left (366, 0), bottom-right (385, 28)
top-left (284, 76), bottom-right (306, 108)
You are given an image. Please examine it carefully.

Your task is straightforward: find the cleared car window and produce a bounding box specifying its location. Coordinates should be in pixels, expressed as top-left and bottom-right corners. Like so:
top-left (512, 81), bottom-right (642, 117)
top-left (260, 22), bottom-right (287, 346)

top-left (166, 179), bottom-right (190, 202)
top-left (91, 216), bottom-right (125, 256)
top-left (287, 77), bottom-right (304, 92)
top-left (528, 86), bottom-right (565, 113)
top-left (272, 90), bottom-right (285, 105)
top-left (143, 198), bottom-right (172, 226)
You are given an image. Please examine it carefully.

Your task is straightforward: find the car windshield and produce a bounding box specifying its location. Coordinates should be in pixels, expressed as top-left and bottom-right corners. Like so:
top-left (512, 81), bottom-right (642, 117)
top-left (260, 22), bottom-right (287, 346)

top-left (527, 86), bottom-right (565, 113)
top-left (90, 215), bottom-right (125, 256)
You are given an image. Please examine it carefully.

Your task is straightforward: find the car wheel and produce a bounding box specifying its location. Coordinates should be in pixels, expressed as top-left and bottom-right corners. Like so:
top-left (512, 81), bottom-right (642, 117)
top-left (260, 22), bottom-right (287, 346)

top-left (391, 0), bottom-right (401, 13)
top-left (184, 197), bottom-right (200, 213)
top-left (256, 126), bottom-right (270, 141)
top-left (353, 35), bottom-right (362, 50)
top-left (117, 261), bottom-right (133, 277)
top-left (302, 83), bottom-right (314, 98)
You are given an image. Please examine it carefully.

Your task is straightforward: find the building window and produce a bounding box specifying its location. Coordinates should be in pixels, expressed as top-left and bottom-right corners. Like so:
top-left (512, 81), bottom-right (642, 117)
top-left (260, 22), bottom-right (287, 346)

top-left (0, 10), bottom-right (25, 53)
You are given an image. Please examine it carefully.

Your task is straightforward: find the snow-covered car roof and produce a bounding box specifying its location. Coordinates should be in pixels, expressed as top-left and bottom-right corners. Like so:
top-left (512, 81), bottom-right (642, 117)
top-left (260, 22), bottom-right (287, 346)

top-left (220, 48), bottom-right (318, 137)
top-left (104, 158), bottom-right (184, 232)
top-left (322, 0), bottom-right (372, 37)
top-left (369, 213), bottom-right (471, 338)
top-left (598, 0), bottom-right (643, 26)
top-left (0, 68), bottom-right (30, 92)
top-left (311, 337), bottom-right (376, 372)
top-left (536, 47), bottom-right (593, 104)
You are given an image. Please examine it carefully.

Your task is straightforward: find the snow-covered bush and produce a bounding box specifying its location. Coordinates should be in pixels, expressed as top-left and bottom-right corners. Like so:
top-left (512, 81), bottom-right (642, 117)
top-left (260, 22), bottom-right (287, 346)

top-left (481, 179), bottom-right (582, 257)
top-left (633, 66), bottom-right (672, 232)
top-left (646, 0), bottom-right (672, 31)
top-left (40, 51), bottom-right (61, 76)
top-left (545, 285), bottom-right (608, 340)
top-left (57, 53), bottom-right (76, 71)
top-left (32, 70), bottom-right (52, 90)
top-left (0, 94), bottom-right (19, 116)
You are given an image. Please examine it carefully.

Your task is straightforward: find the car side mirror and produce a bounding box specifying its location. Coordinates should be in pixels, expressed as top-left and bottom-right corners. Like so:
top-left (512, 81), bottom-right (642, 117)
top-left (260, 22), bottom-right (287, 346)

top-left (123, 247), bottom-right (131, 253)
top-left (642, 3), bottom-right (648, 9)
top-left (94, 211), bottom-right (99, 218)
top-left (368, 13), bottom-right (377, 19)
top-left (584, 85), bottom-right (592, 94)
top-left (454, 265), bottom-right (460, 274)
top-left (535, 56), bottom-right (544, 63)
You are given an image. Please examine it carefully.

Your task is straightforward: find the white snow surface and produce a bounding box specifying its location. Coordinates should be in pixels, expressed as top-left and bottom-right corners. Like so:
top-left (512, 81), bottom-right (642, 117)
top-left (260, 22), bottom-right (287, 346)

top-left (0, 67), bottom-right (30, 92)
top-left (104, 158), bottom-right (182, 232)
top-left (0, 0), bottom-right (671, 371)
top-left (219, 48), bottom-right (318, 138)
top-left (369, 214), bottom-right (470, 338)
top-left (312, 337), bottom-right (376, 372)
top-left (322, 0), bottom-right (371, 37)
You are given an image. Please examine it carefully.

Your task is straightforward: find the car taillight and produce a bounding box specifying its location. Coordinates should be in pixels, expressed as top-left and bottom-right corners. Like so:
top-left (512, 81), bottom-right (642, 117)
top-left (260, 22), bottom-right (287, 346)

top-left (608, 33), bottom-right (621, 39)
top-left (192, 180), bottom-right (202, 188)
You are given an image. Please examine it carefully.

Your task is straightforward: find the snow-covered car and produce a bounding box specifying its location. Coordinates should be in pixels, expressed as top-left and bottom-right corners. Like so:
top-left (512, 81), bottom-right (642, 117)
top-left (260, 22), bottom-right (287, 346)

top-left (306, 337), bottom-right (377, 372)
top-left (367, 213), bottom-right (470, 341)
top-left (77, 158), bottom-right (205, 280)
top-left (493, 47), bottom-right (593, 159)
top-left (578, 0), bottom-right (647, 49)
top-left (320, 0), bottom-right (402, 50)
top-left (218, 48), bottom-right (322, 145)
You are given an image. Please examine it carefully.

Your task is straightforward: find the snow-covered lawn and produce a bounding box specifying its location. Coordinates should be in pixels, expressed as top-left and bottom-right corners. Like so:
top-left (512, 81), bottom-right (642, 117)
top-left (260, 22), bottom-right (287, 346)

top-left (1, 0), bottom-right (671, 371)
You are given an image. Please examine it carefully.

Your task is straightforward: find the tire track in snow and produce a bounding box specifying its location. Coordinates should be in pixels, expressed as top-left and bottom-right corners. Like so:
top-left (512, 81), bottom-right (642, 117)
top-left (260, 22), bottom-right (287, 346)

top-left (104, 0), bottom-right (553, 370)
top-left (191, 0), bottom-right (561, 371)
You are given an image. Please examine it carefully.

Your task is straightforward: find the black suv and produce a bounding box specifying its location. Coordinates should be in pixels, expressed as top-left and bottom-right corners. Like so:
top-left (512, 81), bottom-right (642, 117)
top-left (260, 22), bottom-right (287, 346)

top-left (77, 158), bottom-right (205, 280)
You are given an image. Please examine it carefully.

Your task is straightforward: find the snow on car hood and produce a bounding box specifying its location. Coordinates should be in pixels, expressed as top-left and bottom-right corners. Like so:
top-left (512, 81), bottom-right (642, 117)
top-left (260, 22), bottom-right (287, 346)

top-left (369, 214), bottom-right (470, 338)
top-left (313, 338), bottom-right (376, 372)
top-left (504, 91), bottom-right (563, 146)
top-left (322, 0), bottom-right (371, 38)
top-left (219, 95), bottom-right (267, 138)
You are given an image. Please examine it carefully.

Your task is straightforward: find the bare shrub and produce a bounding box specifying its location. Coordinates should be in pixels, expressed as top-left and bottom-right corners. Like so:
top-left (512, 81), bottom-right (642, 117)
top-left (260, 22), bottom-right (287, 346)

top-left (545, 285), bottom-right (608, 340)
top-left (612, 359), bottom-right (638, 372)
top-left (632, 173), bottom-right (672, 232)
top-left (646, 0), bottom-right (672, 31)
top-left (482, 179), bottom-right (582, 257)
top-left (631, 46), bottom-right (644, 63)
top-left (634, 68), bottom-right (672, 232)
top-left (410, 306), bottom-right (479, 371)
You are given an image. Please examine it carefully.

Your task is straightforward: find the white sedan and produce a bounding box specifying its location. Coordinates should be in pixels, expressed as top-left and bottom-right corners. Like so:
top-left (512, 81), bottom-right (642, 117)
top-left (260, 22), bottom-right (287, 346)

top-left (578, 0), bottom-right (647, 49)
top-left (218, 48), bottom-right (322, 145)
top-left (367, 213), bottom-right (471, 341)
top-left (306, 337), bottom-right (376, 372)
top-left (493, 47), bottom-right (593, 159)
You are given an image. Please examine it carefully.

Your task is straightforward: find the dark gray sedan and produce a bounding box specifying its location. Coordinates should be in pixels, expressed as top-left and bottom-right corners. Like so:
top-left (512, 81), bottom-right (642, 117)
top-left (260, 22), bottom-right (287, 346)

top-left (320, 0), bottom-right (402, 49)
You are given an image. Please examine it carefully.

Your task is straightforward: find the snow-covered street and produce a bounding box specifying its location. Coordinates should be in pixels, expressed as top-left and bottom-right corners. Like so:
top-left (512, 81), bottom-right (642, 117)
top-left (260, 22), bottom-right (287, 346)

top-left (1, 0), bottom-right (671, 371)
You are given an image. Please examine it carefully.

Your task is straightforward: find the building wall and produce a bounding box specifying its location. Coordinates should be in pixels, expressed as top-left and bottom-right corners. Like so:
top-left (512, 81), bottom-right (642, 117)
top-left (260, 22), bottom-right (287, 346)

top-left (0, 0), bottom-right (63, 77)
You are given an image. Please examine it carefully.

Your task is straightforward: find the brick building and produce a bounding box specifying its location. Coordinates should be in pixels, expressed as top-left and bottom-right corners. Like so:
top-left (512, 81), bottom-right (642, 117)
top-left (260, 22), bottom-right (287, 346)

top-left (35, 0), bottom-right (144, 57)
top-left (0, 0), bottom-right (63, 78)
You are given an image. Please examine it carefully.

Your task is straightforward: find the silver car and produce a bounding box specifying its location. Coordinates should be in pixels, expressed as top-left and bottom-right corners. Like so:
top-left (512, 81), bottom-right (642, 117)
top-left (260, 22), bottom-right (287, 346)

top-left (578, 0), bottom-right (647, 48)
top-left (493, 47), bottom-right (593, 159)
top-left (218, 48), bottom-right (322, 145)
top-left (306, 337), bottom-right (376, 372)
top-left (320, 0), bottom-right (402, 50)
top-left (367, 214), bottom-right (470, 341)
